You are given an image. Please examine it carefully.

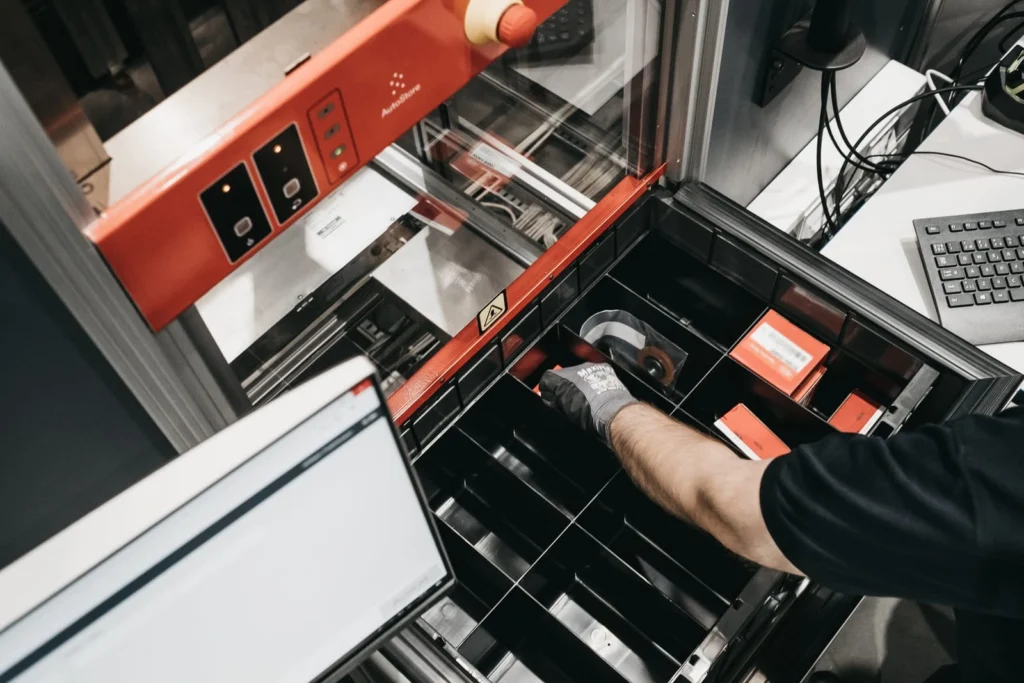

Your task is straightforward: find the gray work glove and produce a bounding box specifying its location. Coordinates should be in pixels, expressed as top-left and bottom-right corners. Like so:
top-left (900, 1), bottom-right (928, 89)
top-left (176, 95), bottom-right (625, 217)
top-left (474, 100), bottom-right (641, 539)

top-left (539, 363), bottom-right (639, 444)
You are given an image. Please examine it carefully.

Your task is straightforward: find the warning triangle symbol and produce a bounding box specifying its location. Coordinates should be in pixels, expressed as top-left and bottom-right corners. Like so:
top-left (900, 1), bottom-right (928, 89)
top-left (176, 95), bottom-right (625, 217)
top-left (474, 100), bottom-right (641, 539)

top-left (483, 304), bottom-right (503, 325)
top-left (477, 291), bottom-right (508, 333)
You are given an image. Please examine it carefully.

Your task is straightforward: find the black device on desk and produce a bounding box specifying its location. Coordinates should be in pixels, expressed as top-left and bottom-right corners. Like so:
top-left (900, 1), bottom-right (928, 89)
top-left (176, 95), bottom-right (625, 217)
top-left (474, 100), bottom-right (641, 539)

top-left (915, 210), bottom-right (1024, 345)
top-left (983, 45), bottom-right (1024, 135)
top-left (520, 0), bottom-right (595, 63)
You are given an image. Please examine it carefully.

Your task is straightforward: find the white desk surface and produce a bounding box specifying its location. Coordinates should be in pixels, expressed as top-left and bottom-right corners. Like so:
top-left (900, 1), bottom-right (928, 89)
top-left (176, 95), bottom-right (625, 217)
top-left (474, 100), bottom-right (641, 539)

top-left (822, 91), bottom-right (1024, 375)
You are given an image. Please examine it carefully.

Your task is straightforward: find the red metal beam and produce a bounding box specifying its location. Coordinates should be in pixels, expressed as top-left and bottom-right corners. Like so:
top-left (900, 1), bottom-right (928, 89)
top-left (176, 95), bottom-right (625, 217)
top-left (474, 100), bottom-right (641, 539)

top-left (86, 0), bottom-right (565, 331)
top-left (388, 166), bottom-right (666, 424)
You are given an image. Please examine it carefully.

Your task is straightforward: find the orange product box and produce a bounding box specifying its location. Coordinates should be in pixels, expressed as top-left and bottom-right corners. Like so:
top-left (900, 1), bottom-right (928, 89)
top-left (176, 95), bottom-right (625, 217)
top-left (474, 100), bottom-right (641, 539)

top-left (730, 311), bottom-right (830, 396)
top-left (792, 365), bottom-right (827, 405)
top-left (829, 391), bottom-right (884, 435)
top-left (714, 404), bottom-right (790, 460)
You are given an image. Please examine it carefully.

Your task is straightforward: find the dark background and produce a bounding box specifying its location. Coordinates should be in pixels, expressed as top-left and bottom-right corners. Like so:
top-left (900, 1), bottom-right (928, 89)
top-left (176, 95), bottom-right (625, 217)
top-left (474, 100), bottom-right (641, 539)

top-left (0, 226), bottom-right (172, 571)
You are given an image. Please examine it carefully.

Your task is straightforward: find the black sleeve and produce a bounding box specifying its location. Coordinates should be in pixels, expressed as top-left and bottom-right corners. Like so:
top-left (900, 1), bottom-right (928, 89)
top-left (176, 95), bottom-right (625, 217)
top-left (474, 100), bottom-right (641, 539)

top-left (760, 407), bottom-right (1024, 618)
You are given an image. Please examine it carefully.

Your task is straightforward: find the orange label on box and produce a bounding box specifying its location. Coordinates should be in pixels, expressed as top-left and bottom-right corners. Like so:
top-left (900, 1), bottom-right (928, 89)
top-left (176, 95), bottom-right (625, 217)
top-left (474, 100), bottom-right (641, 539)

top-left (829, 391), bottom-right (884, 435)
top-left (715, 404), bottom-right (790, 460)
top-left (731, 311), bottom-right (829, 395)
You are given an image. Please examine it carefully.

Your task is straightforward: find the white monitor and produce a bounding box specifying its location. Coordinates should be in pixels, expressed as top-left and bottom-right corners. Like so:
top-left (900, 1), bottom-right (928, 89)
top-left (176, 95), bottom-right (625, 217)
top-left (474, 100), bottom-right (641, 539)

top-left (0, 356), bottom-right (452, 683)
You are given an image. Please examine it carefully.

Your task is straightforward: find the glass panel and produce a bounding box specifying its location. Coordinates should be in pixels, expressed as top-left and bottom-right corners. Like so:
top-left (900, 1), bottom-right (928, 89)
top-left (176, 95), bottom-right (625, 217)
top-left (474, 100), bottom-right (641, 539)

top-left (395, 0), bottom-right (664, 248)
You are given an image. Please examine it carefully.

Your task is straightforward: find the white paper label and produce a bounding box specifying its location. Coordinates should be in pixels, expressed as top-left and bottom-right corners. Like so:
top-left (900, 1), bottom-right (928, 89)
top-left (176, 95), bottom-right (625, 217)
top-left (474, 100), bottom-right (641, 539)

top-left (468, 143), bottom-right (521, 179)
top-left (750, 323), bottom-right (813, 375)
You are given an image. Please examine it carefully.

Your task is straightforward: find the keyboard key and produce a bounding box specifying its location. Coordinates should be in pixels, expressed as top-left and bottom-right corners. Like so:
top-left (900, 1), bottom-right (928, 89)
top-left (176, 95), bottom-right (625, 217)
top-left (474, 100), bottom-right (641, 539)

top-left (961, 240), bottom-right (976, 252)
top-left (995, 219), bottom-right (1007, 228)
top-left (936, 255), bottom-right (957, 268)
top-left (976, 292), bottom-right (993, 305)
top-left (976, 238), bottom-right (991, 250)
top-left (947, 294), bottom-right (974, 308)
top-left (994, 276), bottom-right (1008, 289)
top-left (958, 254), bottom-right (972, 266)
top-left (932, 243), bottom-right (947, 255)
top-left (981, 264), bottom-right (996, 277)
top-left (1013, 262), bottom-right (1024, 274)
top-left (963, 280), bottom-right (978, 292)
top-left (940, 267), bottom-right (964, 280)
top-left (973, 253), bottom-right (988, 264)
top-left (1017, 217), bottom-right (1024, 226)
top-left (997, 263), bottom-right (1011, 275)
top-left (1004, 249), bottom-right (1018, 261)
top-left (947, 241), bottom-right (962, 253)
top-left (1019, 236), bottom-right (1024, 247)
top-left (994, 290), bottom-right (1011, 303)
top-left (950, 223), bottom-right (963, 232)
top-left (1018, 247), bottom-right (1024, 258)
top-left (1009, 275), bottom-right (1022, 288)
top-left (978, 278), bottom-right (993, 290)
top-left (1013, 289), bottom-right (1024, 301)
top-left (965, 222), bottom-right (978, 231)
top-left (943, 282), bottom-right (961, 294)
top-left (979, 220), bottom-right (993, 229)
top-left (966, 266), bottom-right (982, 278)
top-left (989, 251), bottom-right (1003, 263)
top-left (991, 237), bottom-right (1006, 249)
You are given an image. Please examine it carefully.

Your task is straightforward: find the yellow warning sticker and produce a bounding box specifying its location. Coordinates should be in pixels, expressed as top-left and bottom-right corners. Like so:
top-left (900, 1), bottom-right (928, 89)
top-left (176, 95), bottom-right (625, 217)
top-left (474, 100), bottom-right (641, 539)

top-left (477, 290), bottom-right (508, 334)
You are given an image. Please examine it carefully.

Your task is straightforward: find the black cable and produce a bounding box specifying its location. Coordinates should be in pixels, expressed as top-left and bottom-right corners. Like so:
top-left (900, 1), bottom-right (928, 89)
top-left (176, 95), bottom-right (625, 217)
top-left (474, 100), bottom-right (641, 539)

top-left (869, 150), bottom-right (1024, 179)
top-left (999, 16), bottom-right (1024, 53)
top-left (832, 84), bottom-right (983, 228)
top-left (817, 74), bottom-right (839, 236)
top-left (829, 73), bottom-right (899, 174)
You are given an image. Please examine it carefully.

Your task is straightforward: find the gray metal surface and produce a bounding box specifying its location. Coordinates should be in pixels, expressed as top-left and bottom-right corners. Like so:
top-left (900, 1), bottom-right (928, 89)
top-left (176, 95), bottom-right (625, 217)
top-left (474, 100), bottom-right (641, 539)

top-left (0, 0), bottom-right (109, 182)
top-left (372, 222), bottom-right (524, 338)
top-left (104, 0), bottom-right (385, 203)
top-left (0, 60), bottom-right (233, 452)
top-left (703, 0), bottom-right (920, 205)
top-left (662, 0), bottom-right (730, 183)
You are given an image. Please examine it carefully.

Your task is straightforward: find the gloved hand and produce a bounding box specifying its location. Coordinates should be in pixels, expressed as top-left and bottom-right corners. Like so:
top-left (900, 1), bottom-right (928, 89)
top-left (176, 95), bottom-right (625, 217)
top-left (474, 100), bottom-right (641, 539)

top-left (539, 362), bottom-right (639, 444)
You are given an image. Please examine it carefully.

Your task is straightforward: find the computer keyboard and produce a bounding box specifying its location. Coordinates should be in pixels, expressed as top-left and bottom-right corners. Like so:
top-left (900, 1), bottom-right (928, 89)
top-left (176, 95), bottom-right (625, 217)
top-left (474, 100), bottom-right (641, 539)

top-left (915, 209), bottom-right (1024, 345)
top-left (521, 0), bottom-right (595, 63)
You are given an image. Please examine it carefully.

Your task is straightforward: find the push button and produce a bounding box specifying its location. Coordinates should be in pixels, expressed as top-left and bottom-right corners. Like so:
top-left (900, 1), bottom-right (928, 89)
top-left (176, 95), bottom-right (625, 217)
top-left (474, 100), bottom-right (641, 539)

top-left (283, 178), bottom-right (302, 199)
top-left (234, 217), bottom-right (253, 237)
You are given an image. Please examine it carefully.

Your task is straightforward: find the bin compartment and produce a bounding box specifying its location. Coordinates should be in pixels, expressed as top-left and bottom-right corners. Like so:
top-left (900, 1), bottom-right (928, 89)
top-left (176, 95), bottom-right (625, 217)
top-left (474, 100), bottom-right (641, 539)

top-left (460, 589), bottom-right (635, 683)
top-left (682, 358), bottom-right (835, 452)
top-left (422, 523), bottom-right (514, 647)
top-left (520, 526), bottom-right (704, 683)
top-left (579, 472), bottom-right (755, 613)
top-left (508, 326), bottom-right (679, 413)
top-left (457, 376), bottom-right (620, 517)
top-left (559, 277), bottom-right (722, 403)
top-left (611, 233), bottom-right (768, 349)
top-left (417, 429), bottom-right (570, 580)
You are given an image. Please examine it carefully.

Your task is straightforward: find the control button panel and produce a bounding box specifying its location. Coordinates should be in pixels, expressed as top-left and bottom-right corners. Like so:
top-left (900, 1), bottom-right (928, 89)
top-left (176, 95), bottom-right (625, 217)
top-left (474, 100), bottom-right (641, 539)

top-left (253, 123), bottom-right (319, 225)
top-left (307, 90), bottom-right (359, 185)
top-left (199, 164), bottom-right (273, 263)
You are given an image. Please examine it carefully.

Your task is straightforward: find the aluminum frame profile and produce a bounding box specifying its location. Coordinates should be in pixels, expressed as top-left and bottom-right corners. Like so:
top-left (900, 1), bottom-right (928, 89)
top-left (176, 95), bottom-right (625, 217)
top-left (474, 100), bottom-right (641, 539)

top-left (0, 61), bottom-right (241, 452)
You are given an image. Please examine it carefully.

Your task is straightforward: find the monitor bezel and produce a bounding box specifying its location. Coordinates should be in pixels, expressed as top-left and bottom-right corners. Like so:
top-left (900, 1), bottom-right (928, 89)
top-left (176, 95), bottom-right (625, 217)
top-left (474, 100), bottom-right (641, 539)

top-left (0, 367), bottom-right (454, 683)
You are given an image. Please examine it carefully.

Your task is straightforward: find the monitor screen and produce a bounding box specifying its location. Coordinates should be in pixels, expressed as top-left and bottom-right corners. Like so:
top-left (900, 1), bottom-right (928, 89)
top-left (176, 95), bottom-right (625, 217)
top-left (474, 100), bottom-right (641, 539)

top-left (0, 376), bottom-right (449, 683)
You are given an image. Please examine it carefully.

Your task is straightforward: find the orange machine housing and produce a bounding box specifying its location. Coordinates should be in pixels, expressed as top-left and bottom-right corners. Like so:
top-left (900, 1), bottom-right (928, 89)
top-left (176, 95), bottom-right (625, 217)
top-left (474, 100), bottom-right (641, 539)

top-left (86, 0), bottom-right (564, 331)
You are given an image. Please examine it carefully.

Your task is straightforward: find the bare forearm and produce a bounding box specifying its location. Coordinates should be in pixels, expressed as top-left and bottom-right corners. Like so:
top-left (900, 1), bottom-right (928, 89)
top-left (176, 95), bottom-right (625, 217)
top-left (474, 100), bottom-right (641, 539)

top-left (609, 404), bottom-right (801, 574)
